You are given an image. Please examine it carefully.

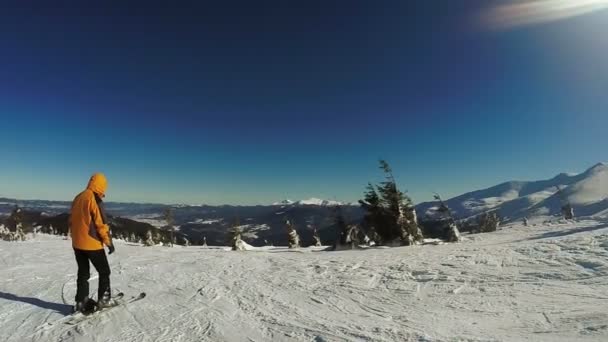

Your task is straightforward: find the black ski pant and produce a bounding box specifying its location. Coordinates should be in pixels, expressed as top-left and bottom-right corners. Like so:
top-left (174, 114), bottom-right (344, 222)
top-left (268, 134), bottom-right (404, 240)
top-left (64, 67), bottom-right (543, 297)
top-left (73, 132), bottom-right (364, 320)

top-left (74, 248), bottom-right (111, 302)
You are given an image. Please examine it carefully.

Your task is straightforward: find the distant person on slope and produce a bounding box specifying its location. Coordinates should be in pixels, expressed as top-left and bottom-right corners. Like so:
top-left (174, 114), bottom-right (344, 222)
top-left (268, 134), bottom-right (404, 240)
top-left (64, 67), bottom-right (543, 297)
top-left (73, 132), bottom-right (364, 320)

top-left (69, 173), bottom-right (115, 313)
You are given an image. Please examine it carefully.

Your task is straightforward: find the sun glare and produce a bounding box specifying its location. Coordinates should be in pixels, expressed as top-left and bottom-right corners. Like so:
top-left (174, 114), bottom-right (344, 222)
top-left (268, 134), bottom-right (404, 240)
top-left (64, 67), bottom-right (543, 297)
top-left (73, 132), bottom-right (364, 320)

top-left (480, 0), bottom-right (608, 29)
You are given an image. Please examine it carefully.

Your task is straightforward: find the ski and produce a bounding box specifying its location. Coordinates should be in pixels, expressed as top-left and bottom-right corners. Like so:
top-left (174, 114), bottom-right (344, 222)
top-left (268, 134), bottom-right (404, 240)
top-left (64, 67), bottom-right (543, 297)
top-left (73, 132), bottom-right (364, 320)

top-left (64, 292), bottom-right (146, 325)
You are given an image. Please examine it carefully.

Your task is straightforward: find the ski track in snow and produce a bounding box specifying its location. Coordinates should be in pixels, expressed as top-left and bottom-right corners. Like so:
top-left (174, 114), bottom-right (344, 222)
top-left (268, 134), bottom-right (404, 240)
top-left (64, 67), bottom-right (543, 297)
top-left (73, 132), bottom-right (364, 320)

top-left (1, 220), bottom-right (608, 341)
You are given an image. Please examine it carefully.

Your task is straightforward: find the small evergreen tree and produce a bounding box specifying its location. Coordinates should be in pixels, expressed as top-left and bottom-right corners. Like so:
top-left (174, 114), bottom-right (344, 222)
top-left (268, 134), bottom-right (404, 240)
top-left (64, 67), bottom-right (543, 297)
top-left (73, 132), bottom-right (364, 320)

top-left (359, 160), bottom-right (423, 245)
top-left (475, 211), bottom-right (500, 233)
top-left (555, 186), bottom-right (574, 220)
top-left (332, 206), bottom-right (350, 249)
top-left (144, 230), bottom-right (155, 246)
top-left (154, 231), bottom-right (163, 245)
top-left (312, 227), bottom-right (322, 247)
top-left (228, 224), bottom-right (245, 251)
top-left (346, 224), bottom-right (361, 249)
top-left (433, 193), bottom-right (460, 242)
top-left (286, 220), bottom-right (300, 248)
top-left (164, 208), bottom-right (175, 247)
top-left (8, 206), bottom-right (27, 241)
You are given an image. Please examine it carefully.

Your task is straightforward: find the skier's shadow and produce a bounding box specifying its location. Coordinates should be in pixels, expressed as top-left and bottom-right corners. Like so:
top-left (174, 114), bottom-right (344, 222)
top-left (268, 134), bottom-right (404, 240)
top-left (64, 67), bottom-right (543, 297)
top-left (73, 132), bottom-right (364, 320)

top-left (0, 291), bottom-right (73, 315)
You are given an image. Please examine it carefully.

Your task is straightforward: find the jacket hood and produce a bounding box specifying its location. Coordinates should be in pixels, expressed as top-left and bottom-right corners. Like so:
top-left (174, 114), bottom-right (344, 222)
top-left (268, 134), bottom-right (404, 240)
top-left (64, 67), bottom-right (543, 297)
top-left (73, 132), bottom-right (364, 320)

top-left (87, 173), bottom-right (108, 197)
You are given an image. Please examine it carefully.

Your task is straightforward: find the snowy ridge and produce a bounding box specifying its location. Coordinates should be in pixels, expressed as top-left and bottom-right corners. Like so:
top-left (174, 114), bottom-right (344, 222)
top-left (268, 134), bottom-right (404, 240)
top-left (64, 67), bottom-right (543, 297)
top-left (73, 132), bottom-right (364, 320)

top-left (417, 162), bottom-right (608, 221)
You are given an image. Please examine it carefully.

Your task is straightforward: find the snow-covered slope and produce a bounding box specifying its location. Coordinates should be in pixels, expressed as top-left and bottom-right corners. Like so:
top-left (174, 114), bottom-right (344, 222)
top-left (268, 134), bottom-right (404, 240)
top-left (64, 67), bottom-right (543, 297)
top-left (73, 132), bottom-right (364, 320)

top-left (2, 219), bottom-right (608, 341)
top-left (417, 162), bottom-right (608, 221)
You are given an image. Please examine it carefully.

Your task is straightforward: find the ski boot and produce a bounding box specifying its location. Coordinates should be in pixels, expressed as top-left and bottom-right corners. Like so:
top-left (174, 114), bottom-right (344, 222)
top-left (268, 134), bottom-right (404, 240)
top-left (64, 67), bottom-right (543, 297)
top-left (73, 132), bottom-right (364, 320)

top-left (74, 297), bottom-right (97, 315)
top-left (97, 290), bottom-right (117, 310)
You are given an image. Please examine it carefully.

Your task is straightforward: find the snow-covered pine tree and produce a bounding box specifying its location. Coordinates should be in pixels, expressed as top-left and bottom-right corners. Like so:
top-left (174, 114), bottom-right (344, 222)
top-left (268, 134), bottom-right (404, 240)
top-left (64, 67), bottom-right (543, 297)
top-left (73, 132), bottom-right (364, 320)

top-left (228, 224), bottom-right (246, 251)
top-left (433, 193), bottom-right (460, 242)
top-left (286, 220), bottom-right (300, 248)
top-left (332, 206), bottom-right (350, 250)
top-left (555, 186), bottom-right (574, 220)
top-left (154, 231), bottom-right (163, 246)
top-left (359, 183), bottom-right (388, 245)
top-left (523, 217), bottom-right (529, 227)
top-left (346, 224), bottom-right (361, 249)
top-left (365, 226), bottom-right (381, 246)
top-left (144, 230), bottom-right (155, 246)
top-left (312, 227), bottom-right (322, 247)
top-left (183, 237), bottom-right (190, 246)
top-left (164, 208), bottom-right (175, 247)
top-left (202, 236), bottom-right (208, 247)
top-left (0, 224), bottom-right (9, 241)
top-left (360, 160), bottom-right (423, 245)
top-left (11, 207), bottom-right (27, 241)
top-left (476, 211), bottom-right (500, 233)
top-left (561, 204), bottom-right (574, 220)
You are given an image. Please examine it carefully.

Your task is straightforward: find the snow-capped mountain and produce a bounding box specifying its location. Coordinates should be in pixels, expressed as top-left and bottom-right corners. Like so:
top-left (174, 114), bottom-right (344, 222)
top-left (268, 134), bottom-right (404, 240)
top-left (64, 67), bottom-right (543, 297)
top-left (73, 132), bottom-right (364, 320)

top-left (272, 199), bottom-right (295, 206)
top-left (273, 198), bottom-right (352, 206)
top-left (417, 162), bottom-right (608, 222)
top-left (295, 198), bottom-right (343, 206)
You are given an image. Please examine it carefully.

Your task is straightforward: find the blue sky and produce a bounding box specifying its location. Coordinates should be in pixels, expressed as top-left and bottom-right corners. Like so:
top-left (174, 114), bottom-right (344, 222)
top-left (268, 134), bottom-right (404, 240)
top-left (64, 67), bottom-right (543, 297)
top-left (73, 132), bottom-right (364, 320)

top-left (1, 1), bottom-right (607, 205)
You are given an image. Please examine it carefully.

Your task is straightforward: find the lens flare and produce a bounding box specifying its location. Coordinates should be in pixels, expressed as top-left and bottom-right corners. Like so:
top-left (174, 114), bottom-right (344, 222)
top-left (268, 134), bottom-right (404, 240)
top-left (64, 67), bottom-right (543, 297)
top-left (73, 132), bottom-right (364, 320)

top-left (479, 0), bottom-right (608, 29)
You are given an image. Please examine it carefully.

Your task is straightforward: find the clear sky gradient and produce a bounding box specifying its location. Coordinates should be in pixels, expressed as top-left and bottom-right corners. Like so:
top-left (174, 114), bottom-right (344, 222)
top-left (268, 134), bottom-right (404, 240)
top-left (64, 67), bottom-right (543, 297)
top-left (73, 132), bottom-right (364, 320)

top-left (1, 1), bottom-right (607, 205)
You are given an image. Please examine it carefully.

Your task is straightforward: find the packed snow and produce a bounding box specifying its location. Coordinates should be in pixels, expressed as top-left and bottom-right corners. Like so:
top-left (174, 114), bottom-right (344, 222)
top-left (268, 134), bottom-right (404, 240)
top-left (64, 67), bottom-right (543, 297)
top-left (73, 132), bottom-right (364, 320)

top-left (1, 219), bottom-right (608, 341)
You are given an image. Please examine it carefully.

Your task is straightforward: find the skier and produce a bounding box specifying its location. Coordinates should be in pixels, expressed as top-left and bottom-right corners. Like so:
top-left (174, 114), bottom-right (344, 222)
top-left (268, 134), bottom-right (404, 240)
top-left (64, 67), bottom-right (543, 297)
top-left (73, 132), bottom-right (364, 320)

top-left (69, 173), bottom-right (115, 313)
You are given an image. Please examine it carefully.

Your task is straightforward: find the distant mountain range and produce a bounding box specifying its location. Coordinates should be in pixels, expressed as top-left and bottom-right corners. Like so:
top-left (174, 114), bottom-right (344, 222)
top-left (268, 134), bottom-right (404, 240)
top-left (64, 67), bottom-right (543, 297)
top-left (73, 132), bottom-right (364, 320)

top-left (3, 162), bottom-right (607, 244)
top-left (416, 162), bottom-right (608, 222)
top-left (0, 197), bottom-right (364, 246)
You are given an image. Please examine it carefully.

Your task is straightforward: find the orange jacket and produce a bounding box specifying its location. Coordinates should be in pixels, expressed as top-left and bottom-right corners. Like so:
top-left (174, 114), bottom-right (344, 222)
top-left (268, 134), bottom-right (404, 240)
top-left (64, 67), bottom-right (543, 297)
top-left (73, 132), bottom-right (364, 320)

top-left (69, 173), bottom-right (112, 250)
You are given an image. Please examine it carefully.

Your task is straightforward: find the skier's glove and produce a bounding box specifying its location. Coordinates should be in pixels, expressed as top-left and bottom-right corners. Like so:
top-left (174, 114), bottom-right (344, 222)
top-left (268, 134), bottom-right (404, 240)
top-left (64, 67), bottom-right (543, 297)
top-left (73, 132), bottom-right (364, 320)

top-left (108, 244), bottom-right (115, 255)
